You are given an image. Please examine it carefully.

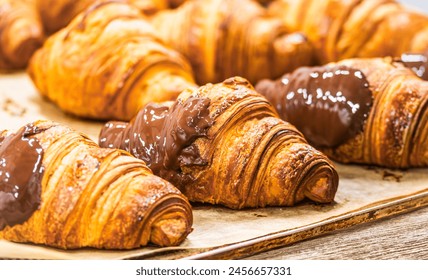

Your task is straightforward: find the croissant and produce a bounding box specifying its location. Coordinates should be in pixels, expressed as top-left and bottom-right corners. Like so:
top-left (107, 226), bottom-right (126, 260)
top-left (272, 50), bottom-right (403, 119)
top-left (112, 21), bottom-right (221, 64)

top-left (267, 0), bottom-right (428, 64)
top-left (255, 57), bottom-right (428, 168)
top-left (0, 120), bottom-right (193, 249)
top-left (99, 76), bottom-right (339, 209)
top-left (0, 0), bottom-right (44, 70)
top-left (37, 0), bottom-right (186, 34)
top-left (150, 0), bottom-right (314, 85)
top-left (28, 1), bottom-right (196, 121)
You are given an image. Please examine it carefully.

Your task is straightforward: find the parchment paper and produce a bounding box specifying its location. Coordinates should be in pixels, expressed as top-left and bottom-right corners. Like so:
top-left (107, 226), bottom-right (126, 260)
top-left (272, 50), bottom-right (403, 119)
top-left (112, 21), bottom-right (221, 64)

top-left (0, 73), bottom-right (427, 259)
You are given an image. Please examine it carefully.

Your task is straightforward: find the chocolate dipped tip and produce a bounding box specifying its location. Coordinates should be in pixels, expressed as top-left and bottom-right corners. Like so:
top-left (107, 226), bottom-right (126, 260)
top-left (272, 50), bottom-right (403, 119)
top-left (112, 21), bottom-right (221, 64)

top-left (99, 97), bottom-right (214, 184)
top-left (256, 65), bottom-right (373, 148)
top-left (0, 123), bottom-right (45, 231)
top-left (255, 79), bottom-right (275, 94)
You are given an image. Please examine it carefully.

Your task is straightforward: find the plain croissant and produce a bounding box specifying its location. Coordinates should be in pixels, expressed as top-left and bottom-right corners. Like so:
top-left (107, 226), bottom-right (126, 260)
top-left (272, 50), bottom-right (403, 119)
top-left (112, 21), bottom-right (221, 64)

top-left (0, 120), bottom-right (193, 249)
top-left (99, 77), bottom-right (339, 209)
top-left (267, 0), bottom-right (428, 64)
top-left (37, 0), bottom-right (187, 34)
top-left (0, 0), bottom-right (44, 71)
top-left (256, 57), bottom-right (428, 168)
top-left (28, 1), bottom-right (196, 121)
top-left (150, 0), bottom-right (314, 85)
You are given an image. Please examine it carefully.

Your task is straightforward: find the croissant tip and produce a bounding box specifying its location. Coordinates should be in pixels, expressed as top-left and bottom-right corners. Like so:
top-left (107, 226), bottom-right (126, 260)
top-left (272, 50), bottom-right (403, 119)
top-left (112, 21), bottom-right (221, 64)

top-left (304, 176), bottom-right (338, 203)
top-left (150, 217), bottom-right (191, 246)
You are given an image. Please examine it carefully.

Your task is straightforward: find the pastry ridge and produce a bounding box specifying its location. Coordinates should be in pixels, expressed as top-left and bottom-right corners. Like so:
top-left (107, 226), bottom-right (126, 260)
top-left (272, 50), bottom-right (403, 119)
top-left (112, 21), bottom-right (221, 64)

top-left (0, 120), bottom-right (193, 249)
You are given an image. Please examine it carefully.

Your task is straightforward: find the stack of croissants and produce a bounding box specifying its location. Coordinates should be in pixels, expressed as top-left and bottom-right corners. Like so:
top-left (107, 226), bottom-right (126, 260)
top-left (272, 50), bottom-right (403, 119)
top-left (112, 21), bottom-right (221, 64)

top-left (0, 0), bottom-right (427, 250)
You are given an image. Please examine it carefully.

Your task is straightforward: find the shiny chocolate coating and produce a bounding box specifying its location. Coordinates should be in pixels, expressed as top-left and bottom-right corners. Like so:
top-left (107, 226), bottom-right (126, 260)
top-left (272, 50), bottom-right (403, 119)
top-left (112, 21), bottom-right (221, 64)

top-left (256, 65), bottom-right (373, 148)
top-left (99, 97), bottom-right (213, 180)
top-left (0, 124), bottom-right (44, 230)
top-left (397, 53), bottom-right (428, 81)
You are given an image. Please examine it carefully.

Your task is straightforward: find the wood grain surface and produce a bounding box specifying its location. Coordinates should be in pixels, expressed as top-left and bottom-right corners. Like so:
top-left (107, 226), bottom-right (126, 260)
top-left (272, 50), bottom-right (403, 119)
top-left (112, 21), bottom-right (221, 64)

top-left (245, 207), bottom-right (428, 260)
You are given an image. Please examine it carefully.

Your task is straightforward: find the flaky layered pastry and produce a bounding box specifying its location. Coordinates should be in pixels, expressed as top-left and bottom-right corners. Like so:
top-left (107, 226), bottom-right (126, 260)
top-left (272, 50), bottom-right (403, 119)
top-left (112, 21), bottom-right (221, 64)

top-left (151, 0), bottom-right (314, 84)
top-left (37, 0), bottom-right (187, 34)
top-left (28, 1), bottom-right (195, 121)
top-left (0, 0), bottom-right (44, 70)
top-left (0, 120), bottom-right (192, 249)
top-left (267, 0), bottom-right (428, 63)
top-left (100, 77), bottom-right (339, 209)
top-left (256, 58), bottom-right (428, 168)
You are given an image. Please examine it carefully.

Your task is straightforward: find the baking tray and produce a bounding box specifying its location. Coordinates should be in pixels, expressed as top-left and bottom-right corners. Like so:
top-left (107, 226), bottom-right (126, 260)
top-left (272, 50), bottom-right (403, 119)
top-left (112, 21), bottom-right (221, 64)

top-left (1, 72), bottom-right (427, 259)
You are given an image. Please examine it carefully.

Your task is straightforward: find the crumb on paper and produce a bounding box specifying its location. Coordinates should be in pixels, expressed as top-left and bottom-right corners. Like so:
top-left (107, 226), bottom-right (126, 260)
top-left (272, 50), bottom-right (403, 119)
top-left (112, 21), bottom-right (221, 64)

top-left (2, 98), bottom-right (27, 117)
top-left (382, 170), bottom-right (403, 182)
top-left (253, 213), bottom-right (267, 218)
top-left (365, 165), bottom-right (404, 182)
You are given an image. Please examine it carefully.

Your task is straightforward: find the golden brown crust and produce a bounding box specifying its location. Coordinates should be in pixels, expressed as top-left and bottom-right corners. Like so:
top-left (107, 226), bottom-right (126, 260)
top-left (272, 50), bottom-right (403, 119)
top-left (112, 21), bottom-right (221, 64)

top-left (0, 120), bottom-right (193, 249)
top-left (179, 77), bottom-right (338, 208)
top-left (0, 0), bottom-right (44, 70)
top-left (28, 1), bottom-right (196, 121)
top-left (36, 0), bottom-right (184, 34)
top-left (268, 0), bottom-right (428, 63)
top-left (101, 77), bottom-right (339, 209)
top-left (36, 0), bottom-right (93, 34)
top-left (151, 0), bottom-right (314, 85)
top-left (322, 58), bottom-right (428, 168)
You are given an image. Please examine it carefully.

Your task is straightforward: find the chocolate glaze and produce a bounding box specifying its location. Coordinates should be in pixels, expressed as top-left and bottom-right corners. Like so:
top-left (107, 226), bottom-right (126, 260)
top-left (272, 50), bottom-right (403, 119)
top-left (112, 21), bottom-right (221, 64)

top-left (0, 124), bottom-right (44, 231)
top-left (99, 97), bottom-right (213, 182)
top-left (256, 65), bottom-right (373, 148)
top-left (396, 53), bottom-right (428, 80)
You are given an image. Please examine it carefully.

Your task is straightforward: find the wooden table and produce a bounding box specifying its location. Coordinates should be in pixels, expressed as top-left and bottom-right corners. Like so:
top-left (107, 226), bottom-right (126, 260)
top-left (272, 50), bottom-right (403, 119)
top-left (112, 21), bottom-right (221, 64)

top-left (245, 207), bottom-right (428, 260)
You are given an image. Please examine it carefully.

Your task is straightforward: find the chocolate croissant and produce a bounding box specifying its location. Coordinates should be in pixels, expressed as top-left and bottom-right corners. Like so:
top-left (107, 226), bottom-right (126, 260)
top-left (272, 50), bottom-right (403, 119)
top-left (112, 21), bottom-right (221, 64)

top-left (0, 120), bottom-right (192, 249)
top-left (256, 58), bottom-right (428, 168)
top-left (37, 0), bottom-right (186, 34)
top-left (150, 0), bottom-right (314, 85)
top-left (0, 0), bottom-right (44, 70)
top-left (267, 0), bottom-right (428, 64)
top-left (99, 77), bottom-right (339, 209)
top-left (28, 1), bottom-right (196, 121)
